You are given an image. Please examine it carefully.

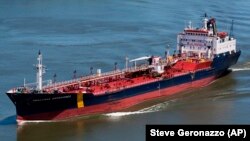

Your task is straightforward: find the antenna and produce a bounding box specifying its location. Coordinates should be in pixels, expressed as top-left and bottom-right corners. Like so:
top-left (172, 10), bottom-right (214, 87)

top-left (73, 70), bottom-right (77, 79)
top-left (125, 56), bottom-right (129, 71)
top-left (90, 67), bottom-right (93, 74)
top-left (165, 44), bottom-right (170, 58)
top-left (23, 78), bottom-right (26, 87)
top-left (229, 20), bottom-right (234, 39)
top-left (114, 62), bottom-right (118, 71)
top-left (53, 73), bottom-right (57, 83)
top-left (188, 21), bottom-right (192, 29)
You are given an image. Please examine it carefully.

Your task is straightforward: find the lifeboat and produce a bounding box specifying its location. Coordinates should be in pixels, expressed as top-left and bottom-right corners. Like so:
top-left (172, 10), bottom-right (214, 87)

top-left (217, 32), bottom-right (227, 38)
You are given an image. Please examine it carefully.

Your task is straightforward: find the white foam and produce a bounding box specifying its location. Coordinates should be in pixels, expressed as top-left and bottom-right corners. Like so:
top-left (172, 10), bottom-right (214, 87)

top-left (17, 119), bottom-right (57, 126)
top-left (105, 111), bottom-right (147, 117)
top-left (105, 101), bottom-right (169, 117)
top-left (230, 68), bottom-right (250, 72)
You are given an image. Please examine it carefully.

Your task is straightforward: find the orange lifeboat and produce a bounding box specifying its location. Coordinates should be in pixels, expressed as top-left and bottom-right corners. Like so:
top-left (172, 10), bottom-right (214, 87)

top-left (218, 32), bottom-right (227, 38)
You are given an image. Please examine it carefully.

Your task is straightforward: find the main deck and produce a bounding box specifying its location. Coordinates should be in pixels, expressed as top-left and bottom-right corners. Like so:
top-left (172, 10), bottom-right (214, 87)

top-left (44, 57), bottom-right (212, 95)
top-left (7, 55), bottom-right (212, 95)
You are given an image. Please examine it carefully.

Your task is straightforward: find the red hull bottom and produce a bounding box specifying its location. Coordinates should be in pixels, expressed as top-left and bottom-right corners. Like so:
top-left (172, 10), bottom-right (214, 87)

top-left (17, 76), bottom-right (215, 124)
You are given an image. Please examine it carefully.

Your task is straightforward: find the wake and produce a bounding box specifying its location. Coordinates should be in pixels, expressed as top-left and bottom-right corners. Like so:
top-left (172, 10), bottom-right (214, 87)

top-left (230, 68), bottom-right (250, 72)
top-left (105, 101), bottom-right (170, 117)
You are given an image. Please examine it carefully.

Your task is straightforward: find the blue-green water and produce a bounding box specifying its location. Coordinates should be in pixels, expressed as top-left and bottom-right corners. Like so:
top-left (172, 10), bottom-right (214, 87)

top-left (0, 0), bottom-right (250, 141)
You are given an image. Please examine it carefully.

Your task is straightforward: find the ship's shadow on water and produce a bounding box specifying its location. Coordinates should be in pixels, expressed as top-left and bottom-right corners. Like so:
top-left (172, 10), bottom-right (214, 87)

top-left (0, 115), bottom-right (16, 125)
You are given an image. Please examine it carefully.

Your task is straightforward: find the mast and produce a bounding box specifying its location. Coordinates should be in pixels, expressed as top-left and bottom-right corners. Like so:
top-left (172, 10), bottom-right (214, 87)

top-left (203, 13), bottom-right (208, 30)
top-left (36, 50), bottom-right (44, 92)
top-left (165, 45), bottom-right (170, 58)
top-left (125, 56), bottom-right (129, 71)
top-left (229, 20), bottom-right (234, 39)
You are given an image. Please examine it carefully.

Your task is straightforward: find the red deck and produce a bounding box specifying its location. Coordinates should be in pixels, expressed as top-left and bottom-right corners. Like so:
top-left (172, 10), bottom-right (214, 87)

top-left (42, 58), bottom-right (212, 95)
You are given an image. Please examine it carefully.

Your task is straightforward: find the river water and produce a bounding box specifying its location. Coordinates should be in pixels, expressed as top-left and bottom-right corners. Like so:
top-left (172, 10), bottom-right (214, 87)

top-left (0, 0), bottom-right (250, 141)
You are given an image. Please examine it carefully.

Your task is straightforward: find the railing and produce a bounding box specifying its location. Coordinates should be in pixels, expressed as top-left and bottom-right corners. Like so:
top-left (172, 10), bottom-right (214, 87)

top-left (8, 80), bottom-right (52, 93)
top-left (43, 70), bottom-right (125, 90)
top-left (24, 80), bottom-right (52, 89)
top-left (42, 64), bottom-right (159, 90)
top-left (41, 59), bottom-right (179, 90)
top-left (94, 78), bottom-right (159, 95)
top-left (9, 55), bottom-right (214, 94)
top-left (18, 58), bottom-right (178, 91)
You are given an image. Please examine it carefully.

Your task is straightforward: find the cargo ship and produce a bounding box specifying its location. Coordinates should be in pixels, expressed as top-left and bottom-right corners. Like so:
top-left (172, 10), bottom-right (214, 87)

top-left (6, 15), bottom-right (241, 124)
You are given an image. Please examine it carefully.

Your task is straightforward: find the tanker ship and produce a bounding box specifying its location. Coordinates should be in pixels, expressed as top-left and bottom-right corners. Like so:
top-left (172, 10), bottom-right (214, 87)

top-left (6, 15), bottom-right (241, 124)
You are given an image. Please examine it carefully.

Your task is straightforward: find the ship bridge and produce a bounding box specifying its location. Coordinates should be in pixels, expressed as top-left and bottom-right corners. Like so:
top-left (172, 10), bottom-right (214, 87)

top-left (177, 15), bottom-right (236, 59)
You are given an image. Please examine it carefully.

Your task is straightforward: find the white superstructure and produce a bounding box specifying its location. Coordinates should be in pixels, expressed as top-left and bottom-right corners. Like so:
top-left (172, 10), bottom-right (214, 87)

top-left (177, 15), bottom-right (236, 59)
